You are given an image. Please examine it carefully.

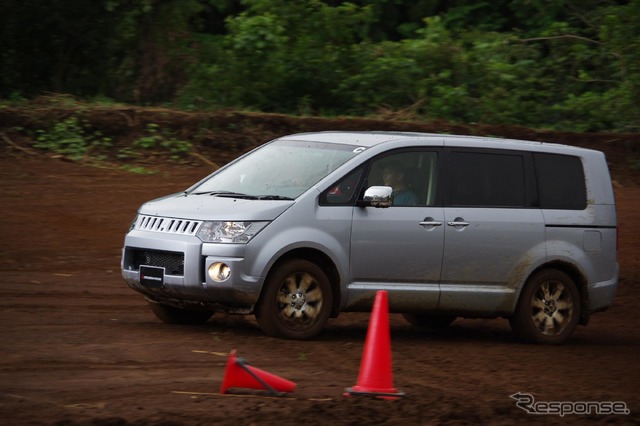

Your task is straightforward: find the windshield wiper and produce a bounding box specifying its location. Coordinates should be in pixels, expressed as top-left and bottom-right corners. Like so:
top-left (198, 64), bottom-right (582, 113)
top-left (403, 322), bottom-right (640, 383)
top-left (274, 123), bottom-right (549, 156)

top-left (190, 190), bottom-right (251, 197)
top-left (189, 191), bottom-right (292, 200)
top-left (256, 195), bottom-right (294, 200)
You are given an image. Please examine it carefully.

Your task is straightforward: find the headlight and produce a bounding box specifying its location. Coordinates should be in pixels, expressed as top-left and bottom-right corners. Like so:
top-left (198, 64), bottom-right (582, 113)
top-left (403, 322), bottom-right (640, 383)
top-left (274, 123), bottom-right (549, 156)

top-left (196, 221), bottom-right (269, 243)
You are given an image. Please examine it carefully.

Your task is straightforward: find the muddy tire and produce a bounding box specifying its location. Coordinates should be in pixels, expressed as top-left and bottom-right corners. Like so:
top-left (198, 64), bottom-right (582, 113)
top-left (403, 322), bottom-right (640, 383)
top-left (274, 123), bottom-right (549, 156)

top-left (148, 301), bottom-right (213, 325)
top-left (255, 259), bottom-right (332, 340)
top-left (509, 269), bottom-right (581, 344)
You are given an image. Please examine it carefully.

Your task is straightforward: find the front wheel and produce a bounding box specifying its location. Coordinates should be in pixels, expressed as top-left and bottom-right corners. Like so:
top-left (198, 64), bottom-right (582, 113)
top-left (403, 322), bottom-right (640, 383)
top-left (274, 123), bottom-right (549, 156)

top-left (509, 269), bottom-right (580, 344)
top-left (148, 301), bottom-right (213, 325)
top-left (255, 259), bottom-right (332, 340)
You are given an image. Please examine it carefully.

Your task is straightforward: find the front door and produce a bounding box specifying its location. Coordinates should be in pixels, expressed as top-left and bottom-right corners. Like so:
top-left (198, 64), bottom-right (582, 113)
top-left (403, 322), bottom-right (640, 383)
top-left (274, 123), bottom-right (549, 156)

top-left (347, 150), bottom-right (444, 311)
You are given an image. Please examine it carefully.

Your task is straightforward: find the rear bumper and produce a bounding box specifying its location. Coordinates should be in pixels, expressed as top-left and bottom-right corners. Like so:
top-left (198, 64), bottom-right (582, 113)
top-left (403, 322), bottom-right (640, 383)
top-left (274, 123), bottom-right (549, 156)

top-left (587, 264), bottom-right (619, 313)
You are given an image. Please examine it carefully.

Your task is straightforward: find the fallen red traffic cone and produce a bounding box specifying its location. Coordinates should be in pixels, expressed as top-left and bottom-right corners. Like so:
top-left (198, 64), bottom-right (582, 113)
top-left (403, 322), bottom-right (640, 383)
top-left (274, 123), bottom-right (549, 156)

top-left (344, 290), bottom-right (405, 399)
top-left (220, 349), bottom-right (296, 396)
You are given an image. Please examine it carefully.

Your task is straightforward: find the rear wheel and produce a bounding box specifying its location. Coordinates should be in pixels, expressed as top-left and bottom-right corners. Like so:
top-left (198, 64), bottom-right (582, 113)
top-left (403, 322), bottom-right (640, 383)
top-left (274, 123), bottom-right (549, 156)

top-left (255, 259), bottom-right (332, 340)
top-left (148, 301), bottom-right (213, 325)
top-left (403, 314), bottom-right (456, 330)
top-left (509, 269), bottom-right (580, 344)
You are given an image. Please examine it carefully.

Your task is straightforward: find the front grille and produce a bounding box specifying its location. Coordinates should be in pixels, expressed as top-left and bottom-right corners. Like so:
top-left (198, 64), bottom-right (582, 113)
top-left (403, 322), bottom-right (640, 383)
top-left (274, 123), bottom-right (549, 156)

top-left (124, 248), bottom-right (185, 276)
top-left (135, 215), bottom-right (202, 235)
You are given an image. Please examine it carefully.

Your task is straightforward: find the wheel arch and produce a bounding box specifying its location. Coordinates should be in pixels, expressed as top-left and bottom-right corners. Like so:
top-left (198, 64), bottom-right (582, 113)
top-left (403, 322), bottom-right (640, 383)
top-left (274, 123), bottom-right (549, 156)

top-left (527, 260), bottom-right (590, 325)
top-left (261, 247), bottom-right (342, 318)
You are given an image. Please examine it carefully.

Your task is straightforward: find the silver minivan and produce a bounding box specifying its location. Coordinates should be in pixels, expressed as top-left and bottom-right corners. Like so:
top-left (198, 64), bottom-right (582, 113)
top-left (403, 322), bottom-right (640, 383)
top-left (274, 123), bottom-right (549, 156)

top-left (121, 131), bottom-right (618, 344)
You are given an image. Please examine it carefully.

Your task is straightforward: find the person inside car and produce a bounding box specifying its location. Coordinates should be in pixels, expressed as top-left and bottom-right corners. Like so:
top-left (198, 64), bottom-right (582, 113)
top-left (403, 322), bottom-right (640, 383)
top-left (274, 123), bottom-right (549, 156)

top-left (382, 161), bottom-right (419, 206)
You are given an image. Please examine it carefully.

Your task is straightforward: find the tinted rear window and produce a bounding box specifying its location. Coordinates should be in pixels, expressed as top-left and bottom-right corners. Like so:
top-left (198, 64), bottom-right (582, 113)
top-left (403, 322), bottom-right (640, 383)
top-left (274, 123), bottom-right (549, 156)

top-left (449, 152), bottom-right (526, 207)
top-left (534, 153), bottom-right (586, 210)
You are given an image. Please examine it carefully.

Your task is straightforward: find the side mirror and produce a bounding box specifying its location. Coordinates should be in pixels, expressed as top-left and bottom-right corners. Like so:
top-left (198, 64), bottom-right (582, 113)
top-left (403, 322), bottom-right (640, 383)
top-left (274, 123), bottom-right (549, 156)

top-left (359, 186), bottom-right (393, 208)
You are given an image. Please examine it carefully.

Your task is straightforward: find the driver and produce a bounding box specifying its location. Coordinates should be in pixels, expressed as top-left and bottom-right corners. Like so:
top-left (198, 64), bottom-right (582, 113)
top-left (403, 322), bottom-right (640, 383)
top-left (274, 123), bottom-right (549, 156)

top-left (382, 162), bottom-right (419, 206)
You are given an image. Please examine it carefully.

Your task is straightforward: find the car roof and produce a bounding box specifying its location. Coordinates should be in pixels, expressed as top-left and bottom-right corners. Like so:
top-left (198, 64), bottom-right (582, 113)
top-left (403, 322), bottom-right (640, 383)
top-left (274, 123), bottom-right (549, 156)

top-left (277, 131), bottom-right (443, 147)
top-left (276, 131), bottom-right (598, 156)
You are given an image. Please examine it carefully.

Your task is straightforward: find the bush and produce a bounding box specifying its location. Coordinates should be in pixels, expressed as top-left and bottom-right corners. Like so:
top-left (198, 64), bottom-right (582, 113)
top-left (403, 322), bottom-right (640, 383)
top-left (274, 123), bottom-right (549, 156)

top-left (34, 115), bottom-right (112, 161)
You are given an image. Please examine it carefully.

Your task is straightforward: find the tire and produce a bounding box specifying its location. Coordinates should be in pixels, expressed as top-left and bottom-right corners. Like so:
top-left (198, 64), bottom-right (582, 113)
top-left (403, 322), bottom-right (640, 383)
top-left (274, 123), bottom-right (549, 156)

top-left (255, 259), bottom-right (332, 340)
top-left (403, 314), bottom-right (456, 330)
top-left (509, 269), bottom-right (581, 344)
top-left (148, 301), bottom-right (213, 325)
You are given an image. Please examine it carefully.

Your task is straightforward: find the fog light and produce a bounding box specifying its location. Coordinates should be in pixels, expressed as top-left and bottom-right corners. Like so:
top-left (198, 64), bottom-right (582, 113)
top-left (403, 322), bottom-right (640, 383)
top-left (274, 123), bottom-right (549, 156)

top-left (209, 262), bottom-right (231, 282)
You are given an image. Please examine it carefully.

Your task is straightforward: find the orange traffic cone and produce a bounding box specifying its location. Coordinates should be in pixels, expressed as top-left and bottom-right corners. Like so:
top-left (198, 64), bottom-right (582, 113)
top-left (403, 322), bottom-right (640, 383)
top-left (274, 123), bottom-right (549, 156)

top-left (344, 290), bottom-right (405, 399)
top-left (220, 349), bottom-right (296, 397)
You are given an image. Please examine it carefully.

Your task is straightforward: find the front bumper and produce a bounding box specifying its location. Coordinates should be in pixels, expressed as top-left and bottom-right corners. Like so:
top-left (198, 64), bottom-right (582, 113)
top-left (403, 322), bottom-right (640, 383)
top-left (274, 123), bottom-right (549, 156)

top-left (121, 231), bottom-right (263, 312)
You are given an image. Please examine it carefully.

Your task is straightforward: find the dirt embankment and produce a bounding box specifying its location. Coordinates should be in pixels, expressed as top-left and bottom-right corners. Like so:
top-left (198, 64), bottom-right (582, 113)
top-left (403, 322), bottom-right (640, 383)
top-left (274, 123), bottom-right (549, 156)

top-left (1, 101), bottom-right (639, 185)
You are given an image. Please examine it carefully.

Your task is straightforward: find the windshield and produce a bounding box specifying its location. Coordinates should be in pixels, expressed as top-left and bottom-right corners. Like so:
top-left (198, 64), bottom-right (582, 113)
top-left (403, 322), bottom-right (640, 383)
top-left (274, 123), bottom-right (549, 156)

top-left (190, 140), bottom-right (362, 199)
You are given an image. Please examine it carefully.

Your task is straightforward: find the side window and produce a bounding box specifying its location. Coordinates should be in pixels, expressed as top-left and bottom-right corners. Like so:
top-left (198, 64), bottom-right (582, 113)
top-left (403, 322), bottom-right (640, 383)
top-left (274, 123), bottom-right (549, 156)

top-left (366, 151), bottom-right (438, 207)
top-left (534, 153), bottom-right (587, 210)
top-left (449, 151), bottom-right (525, 207)
top-left (322, 168), bottom-right (364, 205)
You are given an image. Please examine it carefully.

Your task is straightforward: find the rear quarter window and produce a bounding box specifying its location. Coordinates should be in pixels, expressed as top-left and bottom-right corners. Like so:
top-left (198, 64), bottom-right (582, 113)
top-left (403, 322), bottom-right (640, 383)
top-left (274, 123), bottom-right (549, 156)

top-left (534, 153), bottom-right (587, 210)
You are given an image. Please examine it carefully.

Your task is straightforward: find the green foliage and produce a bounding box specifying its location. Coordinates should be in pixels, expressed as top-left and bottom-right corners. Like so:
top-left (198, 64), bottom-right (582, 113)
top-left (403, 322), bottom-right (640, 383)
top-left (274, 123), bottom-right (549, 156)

top-left (34, 116), bottom-right (112, 161)
top-left (119, 123), bottom-right (192, 160)
top-left (175, 1), bottom-right (639, 131)
top-left (1, 0), bottom-right (639, 132)
top-left (178, 0), bottom-right (375, 113)
top-left (32, 111), bottom-right (192, 167)
top-left (119, 164), bottom-right (157, 175)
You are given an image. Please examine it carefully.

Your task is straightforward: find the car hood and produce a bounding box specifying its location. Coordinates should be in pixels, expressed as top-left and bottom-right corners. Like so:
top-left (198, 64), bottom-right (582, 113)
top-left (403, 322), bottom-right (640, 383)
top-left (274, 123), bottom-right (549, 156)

top-left (138, 193), bottom-right (295, 221)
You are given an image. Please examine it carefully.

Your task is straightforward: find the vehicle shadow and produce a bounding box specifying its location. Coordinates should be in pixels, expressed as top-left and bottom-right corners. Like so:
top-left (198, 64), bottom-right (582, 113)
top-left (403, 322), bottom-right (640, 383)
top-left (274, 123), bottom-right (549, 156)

top-left (178, 313), bottom-right (635, 347)
top-left (320, 318), bottom-right (517, 345)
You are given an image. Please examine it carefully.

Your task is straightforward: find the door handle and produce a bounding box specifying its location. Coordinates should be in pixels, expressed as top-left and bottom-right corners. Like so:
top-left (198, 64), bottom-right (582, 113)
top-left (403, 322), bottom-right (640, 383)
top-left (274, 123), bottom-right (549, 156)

top-left (447, 217), bottom-right (470, 227)
top-left (419, 217), bottom-right (443, 228)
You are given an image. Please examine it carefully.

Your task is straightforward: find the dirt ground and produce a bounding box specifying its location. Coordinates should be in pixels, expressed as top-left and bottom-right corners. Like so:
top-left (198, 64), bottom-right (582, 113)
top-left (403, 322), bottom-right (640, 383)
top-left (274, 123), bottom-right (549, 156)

top-left (1, 122), bottom-right (640, 425)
